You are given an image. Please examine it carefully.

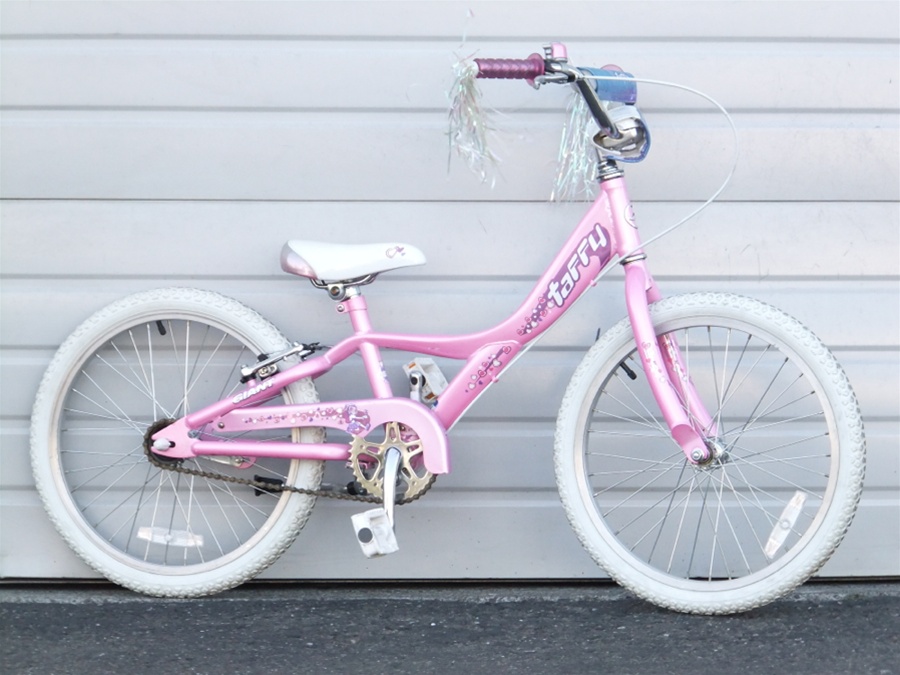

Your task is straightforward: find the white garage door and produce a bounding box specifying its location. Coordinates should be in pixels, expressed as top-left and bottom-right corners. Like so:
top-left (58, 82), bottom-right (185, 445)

top-left (1, 1), bottom-right (897, 581)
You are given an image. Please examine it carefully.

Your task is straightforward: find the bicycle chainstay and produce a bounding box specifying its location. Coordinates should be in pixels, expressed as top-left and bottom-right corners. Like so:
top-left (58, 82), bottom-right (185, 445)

top-left (142, 420), bottom-right (435, 506)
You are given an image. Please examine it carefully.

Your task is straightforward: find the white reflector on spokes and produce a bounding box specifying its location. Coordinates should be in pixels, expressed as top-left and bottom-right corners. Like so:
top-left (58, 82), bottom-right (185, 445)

top-left (764, 491), bottom-right (807, 559)
top-left (137, 526), bottom-right (204, 548)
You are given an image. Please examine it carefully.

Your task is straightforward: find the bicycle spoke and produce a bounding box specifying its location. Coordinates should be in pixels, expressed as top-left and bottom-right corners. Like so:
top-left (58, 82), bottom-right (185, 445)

top-left (67, 384), bottom-right (146, 435)
top-left (65, 444), bottom-right (145, 494)
top-left (727, 454), bottom-right (826, 502)
top-left (602, 464), bottom-right (698, 527)
top-left (589, 454), bottom-right (685, 494)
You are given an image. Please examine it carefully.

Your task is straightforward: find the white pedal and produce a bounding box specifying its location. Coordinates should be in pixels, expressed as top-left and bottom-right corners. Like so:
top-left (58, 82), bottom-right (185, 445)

top-left (351, 508), bottom-right (399, 558)
top-left (403, 357), bottom-right (448, 405)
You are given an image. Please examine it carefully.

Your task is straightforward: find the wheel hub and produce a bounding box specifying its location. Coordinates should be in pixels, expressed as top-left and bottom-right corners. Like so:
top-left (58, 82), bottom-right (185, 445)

top-left (691, 437), bottom-right (731, 470)
top-left (142, 418), bottom-right (181, 466)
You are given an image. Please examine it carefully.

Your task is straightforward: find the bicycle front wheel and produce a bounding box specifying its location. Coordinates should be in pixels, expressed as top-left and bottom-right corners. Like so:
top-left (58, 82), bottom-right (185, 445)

top-left (554, 293), bottom-right (865, 614)
top-left (30, 288), bottom-right (324, 597)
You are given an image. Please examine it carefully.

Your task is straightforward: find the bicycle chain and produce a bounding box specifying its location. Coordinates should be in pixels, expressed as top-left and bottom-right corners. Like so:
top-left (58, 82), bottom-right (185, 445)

top-left (142, 421), bottom-right (435, 506)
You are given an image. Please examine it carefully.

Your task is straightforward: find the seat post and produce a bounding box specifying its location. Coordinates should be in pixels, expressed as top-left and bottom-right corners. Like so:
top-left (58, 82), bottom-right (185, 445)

top-left (338, 291), bottom-right (393, 398)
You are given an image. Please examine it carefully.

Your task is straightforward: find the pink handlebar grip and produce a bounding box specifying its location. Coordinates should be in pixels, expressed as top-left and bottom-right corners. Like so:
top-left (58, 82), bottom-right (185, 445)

top-left (474, 54), bottom-right (545, 80)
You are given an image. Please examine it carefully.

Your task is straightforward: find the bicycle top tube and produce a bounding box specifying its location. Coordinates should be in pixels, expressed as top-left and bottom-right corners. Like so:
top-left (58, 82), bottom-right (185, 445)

top-left (300, 173), bottom-right (646, 430)
top-left (177, 171), bottom-right (646, 438)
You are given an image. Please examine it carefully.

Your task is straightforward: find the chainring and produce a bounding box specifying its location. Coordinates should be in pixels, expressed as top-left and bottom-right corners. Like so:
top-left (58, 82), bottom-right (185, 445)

top-left (349, 421), bottom-right (435, 501)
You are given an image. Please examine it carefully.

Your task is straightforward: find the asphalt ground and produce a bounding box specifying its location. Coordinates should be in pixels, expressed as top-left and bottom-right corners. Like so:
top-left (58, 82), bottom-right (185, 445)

top-left (2, 581), bottom-right (899, 675)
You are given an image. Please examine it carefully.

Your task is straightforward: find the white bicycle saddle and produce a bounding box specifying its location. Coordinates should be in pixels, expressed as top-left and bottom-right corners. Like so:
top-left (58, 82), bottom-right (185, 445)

top-left (280, 240), bottom-right (427, 281)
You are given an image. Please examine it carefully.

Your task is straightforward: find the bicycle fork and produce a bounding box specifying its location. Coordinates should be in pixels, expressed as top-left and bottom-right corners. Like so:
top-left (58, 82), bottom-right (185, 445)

top-left (622, 258), bottom-right (718, 464)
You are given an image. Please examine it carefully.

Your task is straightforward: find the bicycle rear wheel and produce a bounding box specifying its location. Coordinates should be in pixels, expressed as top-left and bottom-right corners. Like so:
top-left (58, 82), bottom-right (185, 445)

top-left (30, 288), bottom-right (324, 597)
top-left (554, 293), bottom-right (865, 614)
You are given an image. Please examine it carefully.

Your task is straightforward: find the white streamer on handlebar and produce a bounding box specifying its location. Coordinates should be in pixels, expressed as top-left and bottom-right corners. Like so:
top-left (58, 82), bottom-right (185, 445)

top-left (447, 58), bottom-right (499, 186)
top-left (551, 93), bottom-right (596, 202)
top-left (447, 60), bottom-right (739, 256)
top-left (581, 72), bottom-right (740, 255)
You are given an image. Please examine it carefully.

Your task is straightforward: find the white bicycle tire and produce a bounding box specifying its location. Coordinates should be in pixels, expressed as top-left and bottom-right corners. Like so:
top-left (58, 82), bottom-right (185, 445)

top-left (30, 287), bottom-right (324, 597)
top-left (554, 293), bottom-right (865, 614)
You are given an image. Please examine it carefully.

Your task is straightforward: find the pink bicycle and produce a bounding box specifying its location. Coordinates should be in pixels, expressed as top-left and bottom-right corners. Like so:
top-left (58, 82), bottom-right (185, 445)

top-left (30, 44), bottom-right (865, 614)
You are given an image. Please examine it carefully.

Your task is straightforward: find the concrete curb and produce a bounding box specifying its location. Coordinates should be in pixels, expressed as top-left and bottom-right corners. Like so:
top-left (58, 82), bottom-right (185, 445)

top-left (2, 580), bottom-right (898, 605)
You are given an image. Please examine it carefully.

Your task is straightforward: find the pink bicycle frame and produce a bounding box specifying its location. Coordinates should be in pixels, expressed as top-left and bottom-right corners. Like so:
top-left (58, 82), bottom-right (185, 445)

top-left (153, 174), bottom-right (716, 474)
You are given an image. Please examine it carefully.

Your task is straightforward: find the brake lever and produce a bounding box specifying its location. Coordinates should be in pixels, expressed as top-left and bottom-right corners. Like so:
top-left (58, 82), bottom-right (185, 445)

top-left (531, 72), bottom-right (570, 89)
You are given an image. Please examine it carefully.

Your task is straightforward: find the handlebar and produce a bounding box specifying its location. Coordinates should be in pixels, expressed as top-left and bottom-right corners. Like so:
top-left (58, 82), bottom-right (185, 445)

top-left (473, 45), bottom-right (624, 140)
top-left (474, 55), bottom-right (545, 80)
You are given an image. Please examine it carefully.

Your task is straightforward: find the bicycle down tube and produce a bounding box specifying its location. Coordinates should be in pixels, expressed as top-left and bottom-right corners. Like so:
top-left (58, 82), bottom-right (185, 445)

top-left (150, 173), bottom-right (717, 471)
